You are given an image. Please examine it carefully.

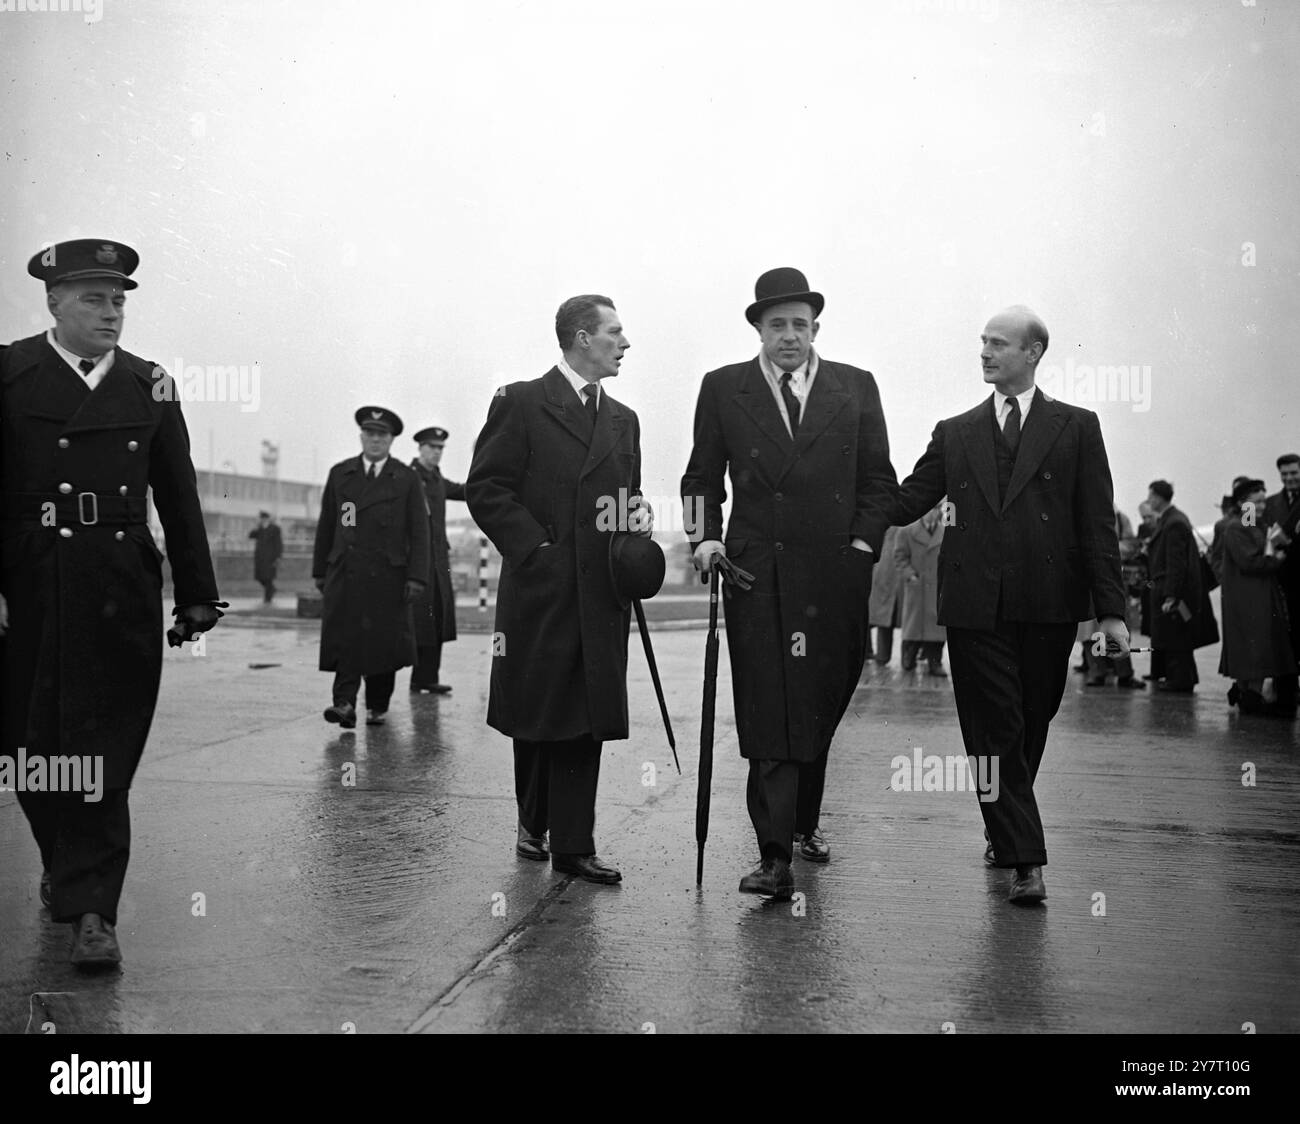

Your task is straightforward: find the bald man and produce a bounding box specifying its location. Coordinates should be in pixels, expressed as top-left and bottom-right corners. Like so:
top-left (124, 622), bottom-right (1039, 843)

top-left (893, 307), bottom-right (1128, 905)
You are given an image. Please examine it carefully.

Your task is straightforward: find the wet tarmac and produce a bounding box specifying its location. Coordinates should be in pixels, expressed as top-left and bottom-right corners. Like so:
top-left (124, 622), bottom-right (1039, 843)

top-left (1, 609), bottom-right (1296, 1034)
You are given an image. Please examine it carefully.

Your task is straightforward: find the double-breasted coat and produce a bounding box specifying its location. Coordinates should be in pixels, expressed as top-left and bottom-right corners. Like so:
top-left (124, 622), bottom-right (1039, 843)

top-left (1218, 517), bottom-right (1296, 680)
top-left (895, 516), bottom-right (946, 642)
top-left (466, 367), bottom-right (643, 743)
top-left (681, 357), bottom-right (898, 763)
top-left (1147, 505), bottom-right (1219, 652)
top-left (312, 456), bottom-right (431, 676)
top-left (0, 334), bottom-right (219, 790)
top-left (410, 460), bottom-right (465, 645)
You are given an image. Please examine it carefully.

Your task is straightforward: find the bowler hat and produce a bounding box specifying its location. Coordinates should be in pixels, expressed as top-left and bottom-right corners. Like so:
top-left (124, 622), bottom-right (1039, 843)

top-left (355, 405), bottom-right (403, 436)
top-left (413, 426), bottom-right (449, 445)
top-left (609, 533), bottom-right (665, 609)
top-left (745, 267), bottom-right (824, 325)
top-left (28, 239), bottom-right (139, 290)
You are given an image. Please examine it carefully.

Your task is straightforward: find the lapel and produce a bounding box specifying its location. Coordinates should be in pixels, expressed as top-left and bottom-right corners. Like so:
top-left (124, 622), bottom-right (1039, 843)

top-left (581, 388), bottom-right (629, 481)
top-left (1000, 388), bottom-right (1067, 512)
top-left (63, 353), bottom-right (154, 434)
top-left (775, 360), bottom-right (852, 486)
top-left (732, 360), bottom-right (792, 486)
top-left (21, 338), bottom-right (92, 423)
top-left (541, 366), bottom-right (593, 450)
top-left (956, 395), bottom-right (1001, 517)
top-left (343, 457), bottom-right (399, 512)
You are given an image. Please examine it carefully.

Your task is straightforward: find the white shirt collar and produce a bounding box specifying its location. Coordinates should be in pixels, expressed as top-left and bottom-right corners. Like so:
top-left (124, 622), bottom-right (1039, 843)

top-left (994, 384), bottom-right (1036, 422)
top-left (557, 357), bottom-right (600, 407)
top-left (47, 328), bottom-right (115, 390)
top-left (361, 455), bottom-right (389, 476)
top-left (758, 347), bottom-right (818, 390)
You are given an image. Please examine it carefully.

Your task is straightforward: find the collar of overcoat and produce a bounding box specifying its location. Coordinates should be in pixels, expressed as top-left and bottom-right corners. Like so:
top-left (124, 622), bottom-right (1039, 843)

top-left (540, 365), bottom-right (629, 480)
top-left (731, 357), bottom-right (852, 489)
top-left (339, 454), bottom-right (406, 511)
top-left (12, 337), bottom-right (155, 434)
top-left (955, 386), bottom-right (1067, 516)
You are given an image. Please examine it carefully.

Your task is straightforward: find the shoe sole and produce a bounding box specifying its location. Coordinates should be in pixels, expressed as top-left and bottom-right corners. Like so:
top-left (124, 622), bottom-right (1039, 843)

top-left (366, 716), bottom-right (386, 725)
top-left (323, 709), bottom-right (357, 729)
top-left (553, 866), bottom-right (621, 884)
top-left (798, 850), bottom-right (830, 864)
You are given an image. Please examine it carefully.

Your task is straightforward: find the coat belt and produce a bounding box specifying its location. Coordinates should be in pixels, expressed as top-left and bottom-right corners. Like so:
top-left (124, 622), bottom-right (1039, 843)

top-left (1, 490), bottom-right (149, 527)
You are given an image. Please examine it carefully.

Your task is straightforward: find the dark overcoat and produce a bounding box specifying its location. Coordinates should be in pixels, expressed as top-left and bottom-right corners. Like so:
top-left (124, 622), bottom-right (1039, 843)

top-left (1147, 505), bottom-right (1218, 651)
top-left (466, 367), bottom-right (642, 743)
top-left (249, 522), bottom-right (282, 583)
top-left (0, 334), bottom-right (218, 789)
top-left (895, 390), bottom-right (1126, 628)
top-left (312, 456), bottom-right (431, 675)
top-left (1218, 518), bottom-right (1296, 680)
top-left (681, 357), bottom-right (898, 763)
top-left (410, 460), bottom-right (465, 645)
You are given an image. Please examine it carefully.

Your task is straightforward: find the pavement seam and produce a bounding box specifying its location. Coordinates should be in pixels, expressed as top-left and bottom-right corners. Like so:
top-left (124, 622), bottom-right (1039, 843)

top-left (404, 874), bottom-right (576, 1033)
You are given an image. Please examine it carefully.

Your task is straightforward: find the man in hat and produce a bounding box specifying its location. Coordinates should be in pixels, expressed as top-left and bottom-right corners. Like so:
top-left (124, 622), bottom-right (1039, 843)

top-left (1, 238), bottom-right (223, 967)
top-left (1145, 478), bottom-right (1217, 693)
top-left (1264, 454), bottom-right (1300, 716)
top-left (408, 427), bottom-right (466, 694)
top-left (248, 510), bottom-right (283, 605)
top-left (313, 407), bottom-right (431, 728)
top-left (892, 306), bottom-right (1127, 904)
top-left (681, 268), bottom-right (898, 900)
top-left (466, 294), bottom-right (653, 885)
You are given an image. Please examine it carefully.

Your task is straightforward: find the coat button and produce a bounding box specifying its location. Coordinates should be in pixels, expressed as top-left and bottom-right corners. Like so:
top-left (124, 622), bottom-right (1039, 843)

top-left (960, 521), bottom-right (968, 530)
top-left (59, 482), bottom-right (73, 494)
top-left (750, 448), bottom-right (759, 458)
top-left (119, 485), bottom-right (128, 496)
top-left (1040, 513), bottom-right (1049, 521)
top-left (960, 481), bottom-right (968, 489)
top-left (580, 563), bottom-right (589, 574)
top-left (59, 527), bottom-right (72, 538)
top-left (1042, 471), bottom-right (1052, 480)
top-left (842, 445), bottom-right (850, 454)
top-left (127, 440), bottom-right (139, 451)
top-left (58, 438), bottom-right (70, 449)
top-left (115, 531), bottom-right (126, 541)
top-left (775, 542), bottom-right (783, 551)
top-left (774, 492), bottom-right (783, 501)
top-left (579, 517), bottom-right (588, 528)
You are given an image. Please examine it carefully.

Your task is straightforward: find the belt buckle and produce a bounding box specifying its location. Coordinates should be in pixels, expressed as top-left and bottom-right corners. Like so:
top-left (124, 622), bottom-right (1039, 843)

top-left (77, 492), bottom-right (99, 526)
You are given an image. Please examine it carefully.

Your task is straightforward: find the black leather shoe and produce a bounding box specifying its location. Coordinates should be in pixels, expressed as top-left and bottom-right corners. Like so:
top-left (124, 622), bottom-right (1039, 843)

top-left (324, 702), bottom-right (357, 728)
top-left (927, 660), bottom-right (948, 677)
top-left (40, 870), bottom-right (51, 908)
top-left (1008, 865), bottom-right (1047, 904)
top-left (432, 684), bottom-right (452, 694)
top-left (365, 709), bottom-right (387, 726)
top-left (793, 828), bottom-right (830, 863)
top-left (738, 858), bottom-right (794, 900)
top-left (516, 823), bottom-right (549, 861)
top-left (70, 913), bottom-right (122, 968)
top-left (552, 853), bottom-right (622, 884)
top-left (1117, 676), bottom-right (1146, 690)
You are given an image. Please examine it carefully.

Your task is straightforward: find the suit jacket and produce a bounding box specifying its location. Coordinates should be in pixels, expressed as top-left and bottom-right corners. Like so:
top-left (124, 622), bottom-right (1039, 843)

top-left (1264, 489), bottom-right (1300, 591)
top-left (467, 366), bottom-right (642, 742)
top-left (895, 388), bottom-right (1125, 630)
top-left (681, 356), bottom-right (897, 761)
top-left (0, 333), bottom-right (219, 789)
top-left (312, 455), bottom-right (431, 674)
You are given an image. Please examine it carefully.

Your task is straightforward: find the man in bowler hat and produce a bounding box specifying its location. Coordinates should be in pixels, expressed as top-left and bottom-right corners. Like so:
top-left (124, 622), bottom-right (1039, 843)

top-left (249, 510), bottom-right (283, 605)
top-left (313, 407), bottom-right (431, 728)
top-left (1, 239), bottom-right (223, 966)
top-left (682, 268), bottom-right (898, 899)
top-left (408, 426), bottom-right (466, 694)
top-left (466, 294), bottom-right (653, 885)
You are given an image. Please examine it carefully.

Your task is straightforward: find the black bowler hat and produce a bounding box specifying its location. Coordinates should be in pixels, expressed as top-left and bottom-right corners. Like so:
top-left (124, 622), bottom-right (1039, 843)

top-left (413, 426), bottom-right (449, 445)
top-left (609, 533), bottom-right (665, 609)
top-left (354, 405), bottom-right (404, 436)
top-left (28, 239), bottom-right (140, 290)
top-left (745, 267), bottom-right (824, 325)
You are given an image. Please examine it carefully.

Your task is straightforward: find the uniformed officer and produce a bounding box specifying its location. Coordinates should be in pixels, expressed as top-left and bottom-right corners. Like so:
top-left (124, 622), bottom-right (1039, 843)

top-left (313, 407), bottom-right (431, 727)
top-left (1, 238), bottom-right (223, 968)
top-left (408, 426), bottom-right (466, 694)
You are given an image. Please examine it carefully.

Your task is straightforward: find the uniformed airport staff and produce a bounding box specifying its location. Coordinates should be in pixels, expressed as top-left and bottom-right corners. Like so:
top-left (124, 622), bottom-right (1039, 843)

top-left (0, 238), bottom-right (223, 968)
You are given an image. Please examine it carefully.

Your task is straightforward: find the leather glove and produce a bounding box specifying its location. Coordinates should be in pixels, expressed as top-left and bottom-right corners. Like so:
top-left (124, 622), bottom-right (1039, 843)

top-left (168, 602), bottom-right (229, 647)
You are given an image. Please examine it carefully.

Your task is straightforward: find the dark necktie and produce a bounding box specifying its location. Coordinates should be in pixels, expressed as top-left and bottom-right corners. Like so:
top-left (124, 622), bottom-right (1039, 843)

top-left (780, 372), bottom-right (801, 436)
top-left (583, 383), bottom-right (599, 425)
top-left (1003, 395), bottom-right (1021, 453)
top-left (368, 461), bottom-right (378, 480)
top-left (78, 358), bottom-right (95, 378)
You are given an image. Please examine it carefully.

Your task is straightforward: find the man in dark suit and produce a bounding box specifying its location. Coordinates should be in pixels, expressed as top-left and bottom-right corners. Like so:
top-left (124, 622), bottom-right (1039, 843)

top-left (681, 268), bottom-right (898, 900)
top-left (248, 510), bottom-right (283, 604)
top-left (1145, 479), bottom-right (1217, 692)
top-left (1, 239), bottom-right (223, 967)
top-left (408, 426), bottom-right (466, 694)
top-left (1264, 453), bottom-right (1300, 716)
top-left (894, 306), bottom-right (1128, 905)
top-left (313, 407), bottom-right (430, 728)
top-left (466, 294), bottom-right (652, 885)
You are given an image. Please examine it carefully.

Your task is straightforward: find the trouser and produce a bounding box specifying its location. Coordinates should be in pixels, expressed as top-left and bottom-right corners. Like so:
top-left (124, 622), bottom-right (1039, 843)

top-left (411, 642), bottom-right (443, 689)
top-left (1158, 649), bottom-right (1199, 689)
top-left (332, 670), bottom-right (396, 712)
top-left (1275, 584), bottom-right (1299, 707)
top-left (746, 751), bottom-right (829, 863)
top-left (874, 627), bottom-right (894, 663)
top-left (18, 789), bottom-right (131, 925)
top-left (258, 578), bottom-right (275, 602)
top-left (901, 639), bottom-right (945, 667)
top-left (514, 735), bottom-right (603, 855)
top-left (946, 618), bottom-right (1076, 868)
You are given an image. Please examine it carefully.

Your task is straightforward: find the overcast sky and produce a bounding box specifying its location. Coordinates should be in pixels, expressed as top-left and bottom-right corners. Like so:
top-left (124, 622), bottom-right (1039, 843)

top-left (3, 0), bottom-right (1296, 528)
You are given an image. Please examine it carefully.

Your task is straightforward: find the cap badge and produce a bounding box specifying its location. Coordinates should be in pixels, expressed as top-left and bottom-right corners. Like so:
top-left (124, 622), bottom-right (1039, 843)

top-left (95, 244), bottom-right (119, 265)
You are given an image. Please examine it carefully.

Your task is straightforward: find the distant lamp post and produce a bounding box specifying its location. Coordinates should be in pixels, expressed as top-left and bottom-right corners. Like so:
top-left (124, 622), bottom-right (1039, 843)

top-left (262, 440), bottom-right (281, 517)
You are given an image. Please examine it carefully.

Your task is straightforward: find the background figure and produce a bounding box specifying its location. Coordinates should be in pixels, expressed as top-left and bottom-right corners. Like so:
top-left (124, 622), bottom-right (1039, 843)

top-left (1221, 478), bottom-right (1297, 717)
top-left (1145, 479), bottom-right (1218, 692)
top-left (1084, 505), bottom-right (1145, 688)
top-left (1263, 453), bottom-right (1300, 714)
top-left (248, 510), bottom-right (283, 605)
top-left (895, 503), bottom-right (947, 675)
top-left (1208, 491), bottom-right (1239, 586)
top-left (869, 525), bottom-right (905, 665)
top-left (409, 427), bottom-right (466, 695)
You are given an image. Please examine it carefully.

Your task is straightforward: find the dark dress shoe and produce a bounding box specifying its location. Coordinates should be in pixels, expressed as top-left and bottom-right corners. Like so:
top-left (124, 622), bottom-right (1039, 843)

top-left (70, 913), bottom-right (122, 968)
top-left (552, 853), bottom-right (622, 884)
top-left (365, 709), bottom-right (387, 726)
top-left (1008, 865), bottom-right (1047, 905)
top-left (516, 823), bottom-right (549, 861)
top-left (432, 684), bottom-right (452, 694)
top-left (40, 870), bottom-right (52, 908)
top-left (738, 858), bottom-right (794, 900)
top-left (1117, 676), bottom-right (1146, 690)
top-left (1226, 683), bottom-right (1241, 707)
top-left (794, 828), bottom-right (830, 863)
top-left (324, 702), bottom-right (357, 728)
